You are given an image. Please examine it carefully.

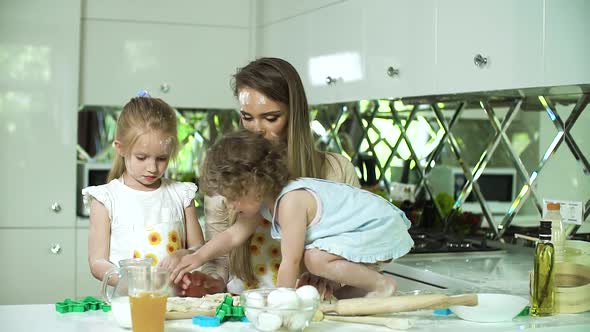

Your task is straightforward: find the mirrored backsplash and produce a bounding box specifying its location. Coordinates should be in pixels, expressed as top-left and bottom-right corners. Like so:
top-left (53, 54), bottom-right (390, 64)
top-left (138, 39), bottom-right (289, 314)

top-left (78, 88), bottom-right (590, 239)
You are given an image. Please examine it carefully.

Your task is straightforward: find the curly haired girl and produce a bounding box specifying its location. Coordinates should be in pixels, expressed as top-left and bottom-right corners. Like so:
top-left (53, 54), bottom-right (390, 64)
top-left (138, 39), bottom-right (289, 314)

top-left (171, 130), bottom-right (413, 297)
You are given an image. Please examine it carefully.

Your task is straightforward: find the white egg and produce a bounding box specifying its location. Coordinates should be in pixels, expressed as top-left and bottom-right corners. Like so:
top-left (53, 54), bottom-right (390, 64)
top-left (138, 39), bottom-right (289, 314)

top-left (257, 312), bottom-right (283, 331)
top-left (296, 285), bottom-right (320, 307)
top-left (246, 291), bottom-right (266, 308)
top-left (245, 308), bottom-right (260, 324)
top-left (284, 312), bottom-right (308, 331)
top-left (267, 288), bottom-right (300, 310)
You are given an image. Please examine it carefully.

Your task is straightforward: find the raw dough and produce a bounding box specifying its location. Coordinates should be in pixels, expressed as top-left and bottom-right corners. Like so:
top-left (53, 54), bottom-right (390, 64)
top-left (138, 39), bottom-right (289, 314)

top-left (166, 293), bottom-right (239, 313)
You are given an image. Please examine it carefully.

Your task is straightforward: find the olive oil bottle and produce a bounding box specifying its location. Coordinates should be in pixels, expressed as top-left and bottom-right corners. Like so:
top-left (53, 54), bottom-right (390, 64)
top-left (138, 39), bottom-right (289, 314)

top-left (531, 220), bottom-right (555, 316)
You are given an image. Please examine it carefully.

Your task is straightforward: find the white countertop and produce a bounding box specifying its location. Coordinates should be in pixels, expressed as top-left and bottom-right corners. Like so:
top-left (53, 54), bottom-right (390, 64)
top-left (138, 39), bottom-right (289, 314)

top-left (2, 244), bottom-right (589, 332)
top-left (384, 243), bottom-right (534, 294)
top-left (1, 303), bottom-right (589, 332)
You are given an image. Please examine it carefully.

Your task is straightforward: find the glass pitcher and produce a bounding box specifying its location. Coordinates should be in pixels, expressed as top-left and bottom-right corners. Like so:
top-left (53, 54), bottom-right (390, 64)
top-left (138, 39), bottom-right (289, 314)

top-left (101, 258), bottom-right (153, 329)
top-left (127, 266), bottom-right (171, 332)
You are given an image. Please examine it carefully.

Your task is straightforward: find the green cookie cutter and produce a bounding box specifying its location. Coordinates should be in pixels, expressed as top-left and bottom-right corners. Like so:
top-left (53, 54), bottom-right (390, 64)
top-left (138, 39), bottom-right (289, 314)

top-left (55, 296), bottom-right (111, 313)
top-left (214, 295), bottom-right (247, 323)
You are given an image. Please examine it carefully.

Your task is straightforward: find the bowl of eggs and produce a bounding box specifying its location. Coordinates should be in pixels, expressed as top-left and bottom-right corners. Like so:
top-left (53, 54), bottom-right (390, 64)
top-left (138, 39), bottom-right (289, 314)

top-left (241, 286), bottom-right (320, 331)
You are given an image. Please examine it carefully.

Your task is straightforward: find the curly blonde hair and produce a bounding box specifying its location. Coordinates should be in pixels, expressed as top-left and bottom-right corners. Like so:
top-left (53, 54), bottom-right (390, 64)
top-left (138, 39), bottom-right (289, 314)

top-left (201, 129), bottom-right (290, 206)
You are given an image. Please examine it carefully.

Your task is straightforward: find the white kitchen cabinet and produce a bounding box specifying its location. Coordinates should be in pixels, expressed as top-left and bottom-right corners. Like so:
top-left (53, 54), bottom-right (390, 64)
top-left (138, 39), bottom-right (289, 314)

top-left (76, 227), bottom-right (102, 299)
top-left (305, 0), bottom-right (365, 104)
top-left (435, 0), bottom-right (544, 94)
top-left (362, 0), bottom-right (436, 100)
top-left (80, 20), bottom-right (249, 109)
top-left (83, 0), bottom-right (252, 28)
top-left (0, 229), bottom-right (76, 304)
top-left (258, 0), bottom-right (436, 103)
top-left (259, 1), bottom-right (364, 104)
top-left (0, 0), bottom-right (80, 304)
top-left (257, 0), bottom-right (345, 26)
top-left (257, 11), bottom-right (310, 92)
top-left (0, 0), bottom-right (79, 228)
top-left (544, 0), bottom-right (590, 87)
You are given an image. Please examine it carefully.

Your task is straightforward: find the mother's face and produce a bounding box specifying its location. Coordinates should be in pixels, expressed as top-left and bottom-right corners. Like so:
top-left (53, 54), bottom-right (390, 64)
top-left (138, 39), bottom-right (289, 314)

top-left (238, 87), bottom-right (288, 142)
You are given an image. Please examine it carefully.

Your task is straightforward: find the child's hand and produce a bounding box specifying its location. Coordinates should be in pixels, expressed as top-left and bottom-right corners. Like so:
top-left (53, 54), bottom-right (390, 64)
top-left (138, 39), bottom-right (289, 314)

top-left (170, 252), bottom-right (203, 284)
top-left (158, 249), bottom-right (188, 271)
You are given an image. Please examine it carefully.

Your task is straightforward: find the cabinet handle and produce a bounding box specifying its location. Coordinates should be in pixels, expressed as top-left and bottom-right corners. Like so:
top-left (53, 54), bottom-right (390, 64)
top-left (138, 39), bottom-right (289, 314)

top-left (325, 76), bottom-right (338, 85)
top-left (387, 66), bottom-right (400, 77)
top-left (51, 202), bottom-right (62, 213)
top-left (50, 243), bottom-right (62, 255)
top-left (473, 54), bottom-right (488, 68)
top-left (160, 83), bottom-right (170, 93)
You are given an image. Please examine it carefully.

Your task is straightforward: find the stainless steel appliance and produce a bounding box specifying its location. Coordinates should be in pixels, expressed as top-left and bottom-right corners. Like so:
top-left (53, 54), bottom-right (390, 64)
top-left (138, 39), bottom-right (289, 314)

top-left (428, 166), bottom-right (517, 215)
top-left (77, 161), bottom-right (111, 217)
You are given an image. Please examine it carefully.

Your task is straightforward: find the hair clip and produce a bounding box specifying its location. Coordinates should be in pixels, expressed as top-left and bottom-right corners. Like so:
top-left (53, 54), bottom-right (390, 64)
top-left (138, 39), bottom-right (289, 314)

top-left (136, 89), bottom-right (151, 98)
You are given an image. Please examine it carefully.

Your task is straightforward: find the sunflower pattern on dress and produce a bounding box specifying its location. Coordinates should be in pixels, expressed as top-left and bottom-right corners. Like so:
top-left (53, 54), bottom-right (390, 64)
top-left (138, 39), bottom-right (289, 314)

top-left (244, 280), bottom-right (259, 290)
top-left (250, 243), bottom-right (261, 256)
top-left (166, 242), bottom-right (178, 254)
top-left (267, 243), bottom-right (280, 259)
top-left (228, 218), bottom-right (283, 292)
top-left (144, 253), bottom-right (158, 266)
top-left (130, 220), bottom-right (183, 268)
top-left (148, 232), bottom-right (162, 245)
top-left (168, 230), bottom-right (179, 244)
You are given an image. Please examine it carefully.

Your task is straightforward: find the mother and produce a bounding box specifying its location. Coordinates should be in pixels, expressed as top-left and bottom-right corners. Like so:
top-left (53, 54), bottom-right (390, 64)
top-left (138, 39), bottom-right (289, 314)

top-left (179, 57), bottom-right (360, 297)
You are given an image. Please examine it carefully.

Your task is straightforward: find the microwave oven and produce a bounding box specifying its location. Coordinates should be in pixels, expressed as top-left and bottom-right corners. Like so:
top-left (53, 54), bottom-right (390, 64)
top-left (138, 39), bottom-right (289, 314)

top-left (77, 162), bottom-right (111, 217)
top-left (428, 165), bottom-right (517, 215)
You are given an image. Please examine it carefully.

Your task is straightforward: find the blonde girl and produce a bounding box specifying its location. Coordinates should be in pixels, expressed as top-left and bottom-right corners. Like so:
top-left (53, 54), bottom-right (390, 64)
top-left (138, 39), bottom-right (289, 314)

top-left (83, 95), bottom-right (204, 285)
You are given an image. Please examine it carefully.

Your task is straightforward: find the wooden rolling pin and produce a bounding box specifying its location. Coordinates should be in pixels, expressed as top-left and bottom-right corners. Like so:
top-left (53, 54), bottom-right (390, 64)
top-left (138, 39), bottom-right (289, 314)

top-left (320, 294), bottom-right (478, 315)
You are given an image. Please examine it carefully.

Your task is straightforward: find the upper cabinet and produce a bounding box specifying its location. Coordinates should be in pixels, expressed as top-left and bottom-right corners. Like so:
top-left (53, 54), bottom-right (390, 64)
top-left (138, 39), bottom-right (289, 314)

top-left (258, 0), bottom-right (436, 104)
top-left (258, 1), bottom-right (365, 104)
top-left (257, 0), bottom-right (345, 25)
top-left (544, 0), bottom-right (590, 87)
top-left (257, 11), bottom-right (310, 93)
top-left (80, 0), bottom-right (590, 108)
top-left (258, 0), bottom-right (590, 103)
top-left (83, 0), bottom-right (251, 27)
top-left (362, 0), bottom-right (436, 100)
top-left (435, 0), bottom-right (544, 94)
top-left (304, 1), bottom-right (365, 104)
top-left (80, 21), bottom-right (249, 109)
top-left (80, 0), bottom-right (252, 108)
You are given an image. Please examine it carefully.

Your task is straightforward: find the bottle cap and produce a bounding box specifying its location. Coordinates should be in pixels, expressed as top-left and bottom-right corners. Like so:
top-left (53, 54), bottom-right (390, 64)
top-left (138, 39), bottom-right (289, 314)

top-left (547, 202), bottom-right (560, 210)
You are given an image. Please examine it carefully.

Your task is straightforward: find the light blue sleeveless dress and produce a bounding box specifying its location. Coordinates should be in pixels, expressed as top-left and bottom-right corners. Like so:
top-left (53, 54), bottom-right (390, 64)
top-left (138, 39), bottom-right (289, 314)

top-left (267, 178), bottom-right (414, 263)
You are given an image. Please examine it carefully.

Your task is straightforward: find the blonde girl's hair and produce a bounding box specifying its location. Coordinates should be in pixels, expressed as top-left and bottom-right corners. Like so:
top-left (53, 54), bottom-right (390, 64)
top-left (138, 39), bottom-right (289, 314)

top-left (107, 97), bottom-right (179, 182)
top-left (200, 129), bottom-right (290, 283)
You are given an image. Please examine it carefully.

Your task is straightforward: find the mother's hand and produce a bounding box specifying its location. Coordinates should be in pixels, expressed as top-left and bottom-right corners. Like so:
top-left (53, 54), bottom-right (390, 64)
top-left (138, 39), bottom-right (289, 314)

top-left (296, 272), bottom-right (340, 301)
top-left (175, 271), bottom-right (226, 297)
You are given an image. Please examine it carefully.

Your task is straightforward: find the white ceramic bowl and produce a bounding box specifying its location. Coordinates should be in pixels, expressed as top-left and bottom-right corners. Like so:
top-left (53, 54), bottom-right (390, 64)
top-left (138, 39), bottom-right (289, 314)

top-left (450, 293), bottom-right (528, 323)
top-left (241, 288), bottom-right (319, 332)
